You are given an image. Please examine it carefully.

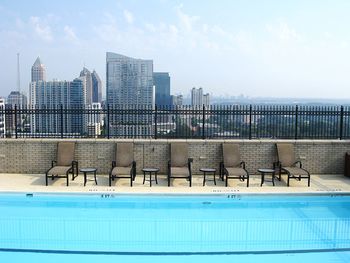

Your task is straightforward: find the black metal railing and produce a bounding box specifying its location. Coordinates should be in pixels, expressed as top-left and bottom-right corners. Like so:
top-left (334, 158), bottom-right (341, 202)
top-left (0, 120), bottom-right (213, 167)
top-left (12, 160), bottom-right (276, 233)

top-left (0, 104), bottom-right (349, 139)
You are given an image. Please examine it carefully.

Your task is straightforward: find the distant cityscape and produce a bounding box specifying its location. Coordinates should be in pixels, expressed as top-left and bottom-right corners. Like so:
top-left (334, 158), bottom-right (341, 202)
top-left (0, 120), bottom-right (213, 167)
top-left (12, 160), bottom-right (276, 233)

top-left (0, 52), bottom-right (214, 137)
top-left (0, 51), bottom-right (350, 139)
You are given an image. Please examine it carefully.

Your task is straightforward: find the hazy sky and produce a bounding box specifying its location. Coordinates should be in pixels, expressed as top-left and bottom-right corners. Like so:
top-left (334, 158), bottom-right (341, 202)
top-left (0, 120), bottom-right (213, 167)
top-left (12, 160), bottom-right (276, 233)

top-left (1, 0), bottom-right (350, 99)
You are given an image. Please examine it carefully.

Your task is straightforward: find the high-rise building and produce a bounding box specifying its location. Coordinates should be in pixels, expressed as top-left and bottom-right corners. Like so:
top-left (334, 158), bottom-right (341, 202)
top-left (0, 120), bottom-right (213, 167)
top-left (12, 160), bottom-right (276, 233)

top-left (106, 52), bottom-right (154, 136)
top-left (31, 57), bottom-right (46, 82)
top-left (30, 80), bottom-right (70, 134)
top-left (171, 95), bottom-right (183, 106)
top-left (191, 87), bottom-right (210, 107)
top-left (0, 98), bottom-right (5, 138)
top-left (70, 78), bottom-right (87, 134)
top-left (106, 52), bottom-right (154, 106)
top-left (153, 72), bottom-right (171, 106)
top-left (6, 91), bottom-right (27, 136)
top-left (191, 87), bottom-right (203, 106)
top-left (203, 93), bottom-right (210, 107)
top-left (29, 79), bottom-right (86, 135)
top-left (7, 91), bottom-right (27, 107)
top-left (80, 67), bottom-right (92, 105)
top-left (91, 70), bottom-right (102, 103)
top-left (87, 102), bottom-right (103, 137)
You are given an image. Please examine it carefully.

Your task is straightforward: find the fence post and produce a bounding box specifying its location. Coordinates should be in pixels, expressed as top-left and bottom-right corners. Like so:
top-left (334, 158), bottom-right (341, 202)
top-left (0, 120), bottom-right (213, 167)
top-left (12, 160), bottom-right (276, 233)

top-left (340, 105), bottom-right (344, 140)
top-left (60, 104), bottom-right (63, 139)
top-left (107, 104), bottom-right (110, 139)
top-left (249, 105), bottom-right (252, 140)
top-left (14, 104), bottom-right (18, 139)
top-left (202, 104), bottom-right (205, 139)
top-left (154, 105), bottom-right (158, 139)
top-left (295, 105), bottom-right (299, 140)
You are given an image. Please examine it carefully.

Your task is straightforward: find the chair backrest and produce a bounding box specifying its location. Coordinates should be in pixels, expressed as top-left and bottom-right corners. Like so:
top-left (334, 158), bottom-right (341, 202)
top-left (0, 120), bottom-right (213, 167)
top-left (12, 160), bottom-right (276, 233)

top-left (170, 143), bottom-right (188, 167)
top-left (115, 143), bottom-right (134, 167)
top-left (57, 142), bottom-right (75, 166)
top-left (222, 143), bottom-right (241, 168)
top-left (276, 143), bottom-right (296, 167)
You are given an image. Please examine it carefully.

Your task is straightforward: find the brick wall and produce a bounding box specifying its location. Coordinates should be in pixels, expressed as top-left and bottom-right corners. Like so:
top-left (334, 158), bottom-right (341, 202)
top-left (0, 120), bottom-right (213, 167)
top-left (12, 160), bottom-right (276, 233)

top-left (0, 139), bottom-right (349, 174)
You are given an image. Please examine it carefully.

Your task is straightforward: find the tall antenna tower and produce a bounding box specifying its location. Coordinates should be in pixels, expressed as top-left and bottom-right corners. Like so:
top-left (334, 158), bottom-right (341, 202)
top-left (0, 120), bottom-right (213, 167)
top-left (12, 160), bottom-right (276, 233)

top-left (17, 53), bottom-right (22, 105)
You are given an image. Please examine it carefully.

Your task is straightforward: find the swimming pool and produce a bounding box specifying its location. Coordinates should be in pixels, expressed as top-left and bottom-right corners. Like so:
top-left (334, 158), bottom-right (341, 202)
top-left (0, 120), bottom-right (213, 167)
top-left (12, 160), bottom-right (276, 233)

top-left (0, 194), bottom-right (350, 262)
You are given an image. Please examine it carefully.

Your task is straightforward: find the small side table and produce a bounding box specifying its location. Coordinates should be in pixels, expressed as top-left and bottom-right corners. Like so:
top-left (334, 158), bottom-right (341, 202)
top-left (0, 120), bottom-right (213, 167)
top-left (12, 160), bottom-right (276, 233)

top-left (258, 168), bottom-right (276, 186)
top-left (142, 168), bottom-right (159, 187)
top-left (80, 168), bottom-right (97, 186)
top-left (200, 168), bottom-right (216, 186)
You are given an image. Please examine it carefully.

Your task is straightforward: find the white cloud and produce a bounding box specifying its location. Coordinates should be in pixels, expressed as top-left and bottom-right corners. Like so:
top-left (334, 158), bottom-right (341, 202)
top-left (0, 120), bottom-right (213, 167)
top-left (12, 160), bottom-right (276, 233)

top-left (176, 5), bottom-right (200, 32)
top-left (145, 23), bottom-right (156, 32)
top-left (266, 22), bottom-right (301, 42)
top-left (29, 16), bottom-right (53, 42)
top-left (64, 25), bottom-right (79, 43)
top-left (123, 10), bottom-right (134, 24)
top-left (93, 13), bottom-right (121, 43)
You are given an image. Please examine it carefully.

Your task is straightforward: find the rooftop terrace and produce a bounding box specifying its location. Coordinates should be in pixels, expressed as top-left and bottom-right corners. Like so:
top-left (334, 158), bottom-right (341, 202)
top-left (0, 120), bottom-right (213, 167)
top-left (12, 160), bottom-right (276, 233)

top-left (0, 138), bottom-right (349, 194)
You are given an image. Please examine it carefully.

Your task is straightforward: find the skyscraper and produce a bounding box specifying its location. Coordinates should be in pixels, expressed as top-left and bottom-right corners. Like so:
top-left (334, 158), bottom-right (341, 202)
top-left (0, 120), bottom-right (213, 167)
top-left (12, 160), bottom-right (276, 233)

top-left (191, 87), bottom-right (203, 106)
top-left (29, 79), bottom-right (86, 135)
top-left (171, 95), bottom-right (183, 106)
top-left (80, 67), bottom-right (92, 105)
top-left (31, 57), bottom-right (46, 82)
top-left (7, 91), bottom-right (27, 107)
top-left (203, 93), bottom-right (210, 107)
top-left (106, 52), bottom-right (154, 136)
top-left (70, 77), bottom-right (87, 134)
top-left (191, 87), bottom-right (210, 107)
top-left (106, 52), bottom-right (154, 106)
top-left (153, 72), bottom-right (171, 106)
top-left (91, 70), bottom-right (102, 103)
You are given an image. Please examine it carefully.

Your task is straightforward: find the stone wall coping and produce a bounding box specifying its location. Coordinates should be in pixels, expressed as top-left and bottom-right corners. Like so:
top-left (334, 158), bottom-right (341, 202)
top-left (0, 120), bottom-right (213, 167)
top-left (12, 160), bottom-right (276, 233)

top-left (1, 138), bottom-right (350, 145)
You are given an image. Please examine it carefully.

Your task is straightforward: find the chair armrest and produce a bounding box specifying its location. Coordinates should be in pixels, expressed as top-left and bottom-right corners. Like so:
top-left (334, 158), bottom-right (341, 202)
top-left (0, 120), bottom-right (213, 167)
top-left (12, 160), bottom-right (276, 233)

top-left (240, 161), bottom-right (246, 169)
top-left (293, 161), bottom-right (302, 168)
top-left (112, 161), bottom-right (116, 168)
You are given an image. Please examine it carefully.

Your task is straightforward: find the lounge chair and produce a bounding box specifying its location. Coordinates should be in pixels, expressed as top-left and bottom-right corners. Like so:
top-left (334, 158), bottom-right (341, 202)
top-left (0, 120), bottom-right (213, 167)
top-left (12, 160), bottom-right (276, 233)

top-left (168, 142), bottom-right (193, 187)
top-left (45, 141), bottom-right (78, 186)
top-left (220, 143), bottom-right (249, 187)
top-left (275, 143), bottom-right (310, 187)
top-left (109, 142), bottom-right (136, 187)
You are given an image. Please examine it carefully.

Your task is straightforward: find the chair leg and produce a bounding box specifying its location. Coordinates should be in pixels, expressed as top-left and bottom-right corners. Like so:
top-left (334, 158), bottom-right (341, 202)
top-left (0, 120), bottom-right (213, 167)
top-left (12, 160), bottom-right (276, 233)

top-left (279, 169), bottom-right (282, 181)
top-left (168, 177), bottom-right (171, 187)
top-left (109, 175), bottom-right (112, 187)
top-left (45, 173), bottom-right (48, 186)
top-left (287, 176), bottom-right (290, 187)
top-left (225, 177), bottom-right (228, 187)
top-left (246, 176), bottom-right (249, 187)
top-left (130, 177), bottom-right (133, 187)
top-left (66, 174), bottom-right (69, 186)
top-left (189, 176), bottom-right (192, 187)
top-left (308, 176), bottom-right (310, 187)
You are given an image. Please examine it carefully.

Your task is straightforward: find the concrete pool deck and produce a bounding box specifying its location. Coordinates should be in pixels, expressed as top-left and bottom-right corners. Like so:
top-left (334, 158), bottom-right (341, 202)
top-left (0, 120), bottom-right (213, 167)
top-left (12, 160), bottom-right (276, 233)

top-left (0, 173), bottom-right (350, 194)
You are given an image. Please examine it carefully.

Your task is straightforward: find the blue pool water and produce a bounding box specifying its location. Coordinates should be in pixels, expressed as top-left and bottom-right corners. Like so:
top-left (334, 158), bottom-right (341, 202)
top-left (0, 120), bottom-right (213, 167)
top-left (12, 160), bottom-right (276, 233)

top-left (0, 194), bottom-right (350, 262)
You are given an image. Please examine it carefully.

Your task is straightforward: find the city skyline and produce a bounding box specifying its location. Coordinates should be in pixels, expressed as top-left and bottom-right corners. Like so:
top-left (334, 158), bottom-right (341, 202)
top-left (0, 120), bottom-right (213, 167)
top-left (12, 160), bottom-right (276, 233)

top-left (1, 0), bottom-right (350, 99)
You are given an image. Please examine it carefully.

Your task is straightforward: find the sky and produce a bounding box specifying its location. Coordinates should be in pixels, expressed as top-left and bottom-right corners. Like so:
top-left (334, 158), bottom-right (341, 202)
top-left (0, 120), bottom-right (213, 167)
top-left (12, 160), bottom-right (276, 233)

top-left (1, 0), bottom-right (350, 99)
